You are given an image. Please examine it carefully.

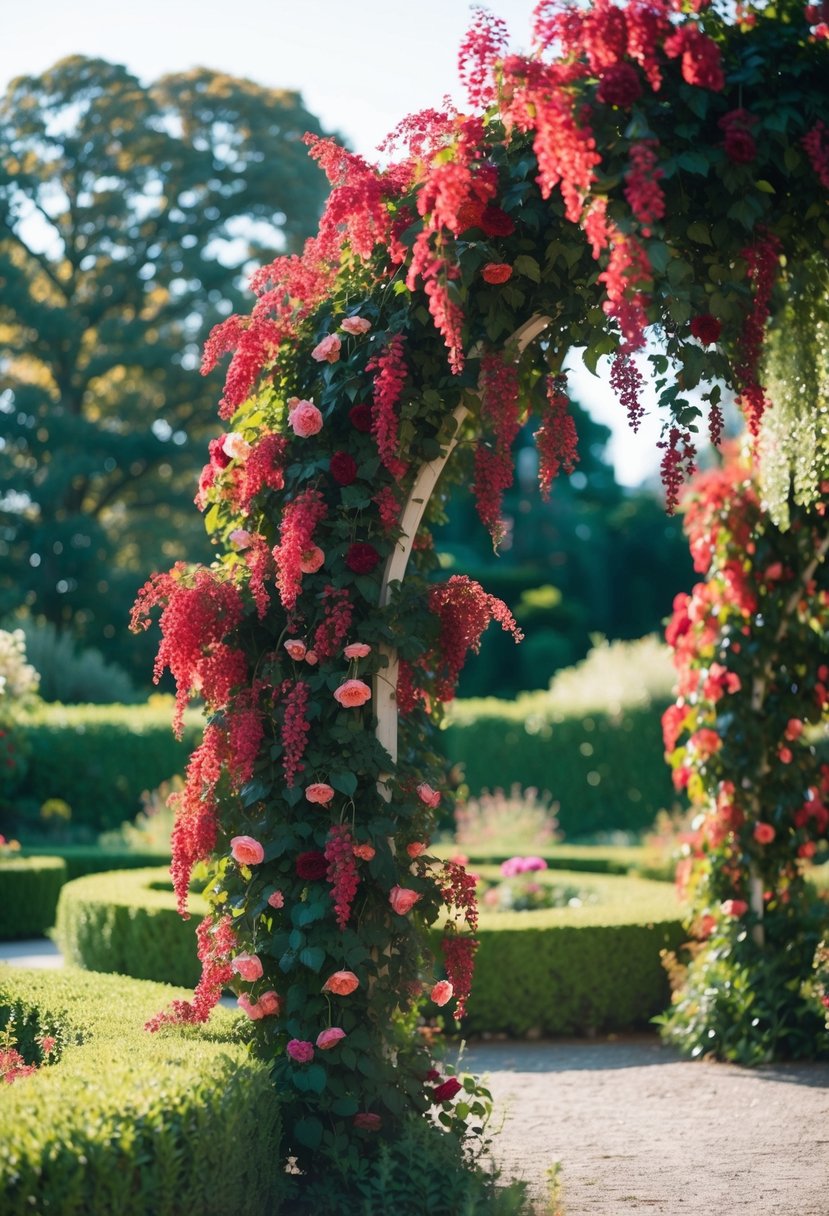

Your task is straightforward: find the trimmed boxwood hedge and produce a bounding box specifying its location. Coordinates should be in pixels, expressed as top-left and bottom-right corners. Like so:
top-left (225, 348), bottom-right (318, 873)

top-left (0, 856), bottom-right (67, 939)
top-left (56, 868), bottom-right (205, 988)
top-left (0, 966), bottom-right (283, 1216)
top-left (457, 867), bottom-right (685, 1036)
top-left (58, 866), bottom-right (684, 1036)
top-left (443, 844), bottom-right (646, 875)
top-left (22, 845), bottom-right (170, 883)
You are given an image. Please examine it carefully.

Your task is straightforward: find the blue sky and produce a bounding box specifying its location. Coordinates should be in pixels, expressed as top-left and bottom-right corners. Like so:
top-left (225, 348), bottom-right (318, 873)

top-left (1, 0), bottom-right (665, 485)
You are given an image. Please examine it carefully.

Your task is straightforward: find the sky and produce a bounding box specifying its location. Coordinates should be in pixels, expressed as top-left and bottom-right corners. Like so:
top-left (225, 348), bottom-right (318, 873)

top-left (1, 0), bottom-right (665, 486)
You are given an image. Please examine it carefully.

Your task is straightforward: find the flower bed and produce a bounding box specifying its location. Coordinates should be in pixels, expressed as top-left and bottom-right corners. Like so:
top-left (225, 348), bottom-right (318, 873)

top-left (0, 856), bottom-right (67, 939)
top-left (0, 966), bottom-right (283, 1216)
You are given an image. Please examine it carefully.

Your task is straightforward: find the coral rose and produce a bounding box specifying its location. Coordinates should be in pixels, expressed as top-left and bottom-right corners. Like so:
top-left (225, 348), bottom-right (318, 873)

top-left (295, 851), bottom-right (328, 880)
top-left (267, 890), bottom-right (285, 908)
top-left (258, 990), bottom-right (282, 1016)
top-left (353, 842), bottom-right (376, 861)
top-left (300, 546), bottom-right (325, 574)
top-left (304, 650), bottom-right (319, 665)
top-left (333, 679), bottom-right (371, 708)
top-left (432, 1077), bottom-right (463, 1103)
top-left (753, 822), bottom-right (776, 845)
top-left (311, 333), bottom-right (342, 363)
top-left (344, 642), bottom-right (371, 659)
top-left (316, 1027), bottom-right (346, 1050)
top-left (286, 1039), bottom-right (315, 1063)
top-left (340, 316), bottom-right (372, 335)
top-left (482, 262), bottom-right (512, 284)
top-left (406, 841), bottom-right (427, 858)
top-left (389, 886), bottom-right (421, 915)
top-left (345, 542), bottom-right (381, 574)
top-left (230, 835), bottom-right (264, 866)
top-left (785, 718), bottom-right (804, 741)
top-left (306, 782), bottom-right (335, 805)
top-left (288, 398), bottom-right (323, 438)
top-left (430, 980), bottom-right (454, 1007)
top-left (231, 952), bottom-right (263, 982)
top-left (284, 639), bottom-right (307, 661)
top-left (322, 970), bottom-right (360, 996)
top-left (416, 782), bottom-right (440, 808)
top-left (237, 993), bottom-right (263, 1020)
top-left (222, 432), bottom-right (252, 461)
top-left (720, 898), bottom-right (748, 917)
top-left (354, 1112), bottom-right (382, 1130)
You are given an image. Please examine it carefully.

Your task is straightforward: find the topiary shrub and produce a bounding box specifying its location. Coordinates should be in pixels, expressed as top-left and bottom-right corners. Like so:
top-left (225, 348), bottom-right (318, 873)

top-left (454, 869), bottom-right (684, 1036)
top-left (56, 868), bottom-right (204, 987)
top-left (0, 966), bottom-right (283, 1216)
top-left (0, 856), bottom-right (67, 939)
top-left (21, 846), bottom-right (170, 883)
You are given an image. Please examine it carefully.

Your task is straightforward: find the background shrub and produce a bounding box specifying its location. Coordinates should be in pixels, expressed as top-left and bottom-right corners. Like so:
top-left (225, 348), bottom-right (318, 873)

top-left (0, 856), bottom-right (66, 939)
top-left (21, 846), bottom-right (170, 883)
top-left (0, 966), bottom-right (283, 1216)
top-left (56, 868), bottom-right (203, 987)
top-left (3, 702), bottom-right (200, 836)
top-left (14, 618), bottom-right (140, 704)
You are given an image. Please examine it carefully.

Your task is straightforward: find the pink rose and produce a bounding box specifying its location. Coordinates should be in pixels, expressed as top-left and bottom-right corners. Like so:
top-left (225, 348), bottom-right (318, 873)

top-left (344, 642), bottom-right (372, 659)
top-left (230, 835), bottom-right (264, 866)
top-left (340, 316), bottom-right (372, 335)
top-left (389, 886), bottom-right (421, 916)
top-left (222, 432), bottom-right (252, 461)
top-left (229, 528), bottom-right (252, 550)
top-left (286, 1039), bottom-right (315, 1063)
top-left (720, 898), bottom-right (748, 917)
top-left (779, 746), bottom-right (793, 764)
top-left (785, 718), bottom-right (804, 741)
top-left (316, 1027), bottom-right (346, 1050)
top-left (753, 822), bottom-right (776, 845)
top-left (231, 952), bottom-right (264, 982)
top-left (267, 890), bottom-right (285, 908)
top-left (430, 980), bottom-right (454, 1007)
top-left (353, 842), bottom-right (376, 861)
top-left (39, 1035), bottom-right (56, 1055)
top-left (304, 650), bottom-right (319, 666)
top-left (354, 1112), bottom-right (382, 1130)
top-left (322, 970), bottom-right (359, 996)
top-left (333, 679), bottom-right (371, 708)
top-left (300, 546), bottom-right (325, 574)
top-left (306, 782), bottom-right (335, 805)
top-left (237, 994), bottom-right (264, 1020)
top-left (258, 990), bottom-right (282, 1016)
top-left (311, 333), bottom-right (342, 363)
top-left (288, 398), bottom-right (323, 438)
top-left (284, 639), bottom-right (307, 661)
top-left (416, 783), bottom-right (441, 808)
top-left (406, 842), bottom-right (427, 858)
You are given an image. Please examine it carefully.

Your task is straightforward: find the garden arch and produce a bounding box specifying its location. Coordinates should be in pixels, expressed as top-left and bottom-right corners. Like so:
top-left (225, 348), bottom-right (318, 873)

top-left (132, 0), bottom-right (829, 1201)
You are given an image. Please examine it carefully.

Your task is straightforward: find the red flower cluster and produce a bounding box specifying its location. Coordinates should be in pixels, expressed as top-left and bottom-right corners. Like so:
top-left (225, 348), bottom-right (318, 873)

top-left (803, 121), bottom-right (829, 189)
top-left (719, 110), bottom-right (758, 165)
top-left (441, 860), bottom-right (479, 932)
top-left (146, 914), bottom-right (236, 1030)
top-left (472, 352), bottom-right (523, 542)
top-left (664, 23), bottom-right (725, 91)
top-left (296, 850), bottom-right (328, 881)
top-left (346, 543), bottom-right (381, 574)
top-left (429, 575), bottom-right (523, 702)
top-left (623, 140), bottom-right (665, 236)
top-left (313, 586), bottom-right (354, 659)
top-left (441, 933), bottom-right (478, 1019)
top-left (535, 375), bottom-right (579, 499)
top-left (273, 489), bottom-right (327, 612)
top-left (367, 334), bottom-right (408, 478)
top-left (458, 6), bottom-right (508, 108)
top-left (658, 426), bottom-right (697, 514)
top-left (325, 824), bottom-right (361, 929)
top-left (169, 723), bottom-right (225, 913)
top-left (330, 451), bottom-right (358, 486)
top-left (281, 679), bottom-right (311, 787)
top-left (735, 231), bottom-right (780, 435)
top-left (610, 351), bottom-right (646, 433)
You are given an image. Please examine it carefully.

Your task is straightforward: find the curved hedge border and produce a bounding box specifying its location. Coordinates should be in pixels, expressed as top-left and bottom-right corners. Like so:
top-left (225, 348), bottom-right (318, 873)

top-left (58, 866), bottom-right (685, 1036)
top-left (0, 966), bottom-right (283, 1216)
top-left (56, 868), bottom-right (206, 988)
top-left (459, 867), bottom-right (685, 1036)
top-left (0, 857), bottom-right (67, 939)
top-left (22, 846), bottom-right (170, 883)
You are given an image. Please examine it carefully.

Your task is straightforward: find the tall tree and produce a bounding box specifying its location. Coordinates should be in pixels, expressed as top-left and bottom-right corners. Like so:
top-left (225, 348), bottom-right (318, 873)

top-left (0, 57), bottom-right (329, 679)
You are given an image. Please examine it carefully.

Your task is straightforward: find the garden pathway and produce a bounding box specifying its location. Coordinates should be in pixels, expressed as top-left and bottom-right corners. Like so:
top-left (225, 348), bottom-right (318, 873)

top-left (4, 942), bottom-right (828, 1215)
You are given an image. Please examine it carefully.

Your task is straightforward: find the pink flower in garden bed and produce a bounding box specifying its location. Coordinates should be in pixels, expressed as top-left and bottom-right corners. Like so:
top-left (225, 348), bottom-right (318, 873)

top-left (500, 856), bottom-right (548, 878)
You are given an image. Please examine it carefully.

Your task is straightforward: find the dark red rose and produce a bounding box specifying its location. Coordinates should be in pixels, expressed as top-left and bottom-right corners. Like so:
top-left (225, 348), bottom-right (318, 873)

top-left (353, 1112), bottom-right (383, 1131)
top-left (689, 314), bottom-right (722, 346)
top-left (208, 437), bottom-right (232, 470)
top-left (479, 205), bottom-right (515, 237)
top-left (295, 850), bottom-right (327, 880)
top-left (330, 451), bottom-right (358, 486)
top-left (349, 403), bottom-right (373, 433)
top-left (723, 128), bottom-right (756, 164)
top-left (456, 199), bottom-right (486, 231)
top-left (346, 543), bottom-right (381, 574)
top-left (481, 262), bottom-right (513, 285)
top-left (432, 1077), bottom-right (463, 1103)
top-left (596, 63), bottom-right (643, 108)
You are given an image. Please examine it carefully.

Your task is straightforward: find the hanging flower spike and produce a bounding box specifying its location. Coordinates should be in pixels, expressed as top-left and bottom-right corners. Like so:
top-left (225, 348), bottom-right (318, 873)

top-left (325, 824), bottom-right (360, 929)
top-left (458, 6), bottom-right (509, 108)
top-left (535, 374), bottom-right (579, 500)
top-left (273, 489), bottom-right (327, 612)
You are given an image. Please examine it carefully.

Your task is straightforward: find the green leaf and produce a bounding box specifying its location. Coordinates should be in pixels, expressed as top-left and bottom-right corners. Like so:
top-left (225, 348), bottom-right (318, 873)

top-left (513, 254), bottom-right (541, 283)
top-left (677, 150), bottom-right (710, 176)
top-left (299, 945), bottom-right (326, 972)
top-left (686, 222), bottom-right (713, 246)
top-left (755, 179), bottom-right (776, 194)
top-left (331, 1096), bottom-right (359, 1117)
top-left (294, 1117), bottom-right (323, 1149)
top-left (330, 771), bottom-right (358, 797)
top-left (239, 778), bottom-right (269, 807)
top-left (305, 1064), bottom-right (327, 1094)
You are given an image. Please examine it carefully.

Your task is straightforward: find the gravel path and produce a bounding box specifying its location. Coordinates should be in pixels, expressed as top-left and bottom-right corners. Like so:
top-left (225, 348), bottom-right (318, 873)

top-left (5, 943), bottom-right (828, 1214)
top-left (461, 1035), bottom-right (829, 1215)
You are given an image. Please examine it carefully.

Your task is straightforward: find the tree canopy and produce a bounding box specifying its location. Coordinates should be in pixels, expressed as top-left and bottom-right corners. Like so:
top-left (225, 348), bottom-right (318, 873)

top-left (0, 57), bottom-right (330, 675)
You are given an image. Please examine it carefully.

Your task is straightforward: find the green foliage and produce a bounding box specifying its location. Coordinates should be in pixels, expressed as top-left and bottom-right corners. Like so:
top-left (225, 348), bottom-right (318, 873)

top-left (456, 870), bottom-right (684, 1037)
top-left (20, 846), bottom-right (170, 883)
top-left (0, 58), bottom-right (329, 681)
top-left (15, 618), bottom-right (139, 704)
top-left (0, 966), bottom-right (284, 1216)
top-left (55, 868), bottom-right (205, 987)
top-left (2, 702), bottom-right (200, 836)
top-left (0, 856), bottom-right (66, 939)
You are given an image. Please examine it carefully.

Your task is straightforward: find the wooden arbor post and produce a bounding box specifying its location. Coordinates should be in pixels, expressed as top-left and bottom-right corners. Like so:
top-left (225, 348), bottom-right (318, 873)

top-left (372, 315), bottom-right (550, 777)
